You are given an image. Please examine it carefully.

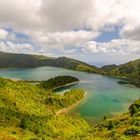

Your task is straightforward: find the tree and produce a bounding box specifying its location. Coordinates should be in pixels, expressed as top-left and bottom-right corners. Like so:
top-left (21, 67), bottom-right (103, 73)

top-left (20, 118), bottom-right (27, 129)
top-left (124, 126), bottom-right (140, 136)
top-left (108, 120), bottom-right (115, 130)
top-left (129, 104), bottom-right (138, 116)
top-left (103, 115), bottom-right (107, 121)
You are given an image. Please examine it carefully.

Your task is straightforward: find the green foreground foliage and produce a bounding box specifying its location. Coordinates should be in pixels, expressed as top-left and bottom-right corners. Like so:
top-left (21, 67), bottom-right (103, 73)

top-left (0, 78), bottom-right (140, 140)
top-left (0, 78), bottom-right (88, 140)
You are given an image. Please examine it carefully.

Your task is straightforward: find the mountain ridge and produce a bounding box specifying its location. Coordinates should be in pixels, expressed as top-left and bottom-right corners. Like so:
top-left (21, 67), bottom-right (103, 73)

top-left (0, 51), bottom-right (140, 79)
top-left (102, 58), bottom-right (140, 80)
top-left (0, 51), bottom-right (105, 74)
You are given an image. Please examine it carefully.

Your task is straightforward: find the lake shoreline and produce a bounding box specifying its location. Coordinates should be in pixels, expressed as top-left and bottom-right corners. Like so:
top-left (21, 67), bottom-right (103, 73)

top-left (52, 81), bottom-right (79, 91)
top-left (56, 91), bottom-right (87, 115)
top-left (6, 78), bottom-right (80, 89)
top-left (0, 66), bottom-right (140, 121)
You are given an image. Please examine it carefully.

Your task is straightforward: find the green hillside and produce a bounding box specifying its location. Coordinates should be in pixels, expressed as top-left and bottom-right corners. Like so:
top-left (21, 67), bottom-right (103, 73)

top-left (101, 59), bottom-right (140, 80)
top-left (0, 77), bottom-right (140, 140)
top-left (0, 51), bottom-right (105, 74)
top-left (0, 78), bottom-right (87, 140)
top-left (91, 99), bottom-right (140, 140)
top-left (0, 51), bottom-right (139, 79)
top-left (101, 64), bottom-right (117, 71)
top-left (102, 59), bottom-right (140, 87)
top-left (110, 59), bottom-right (140, 80)
top-left (1, 51), bottom-right (140, 78)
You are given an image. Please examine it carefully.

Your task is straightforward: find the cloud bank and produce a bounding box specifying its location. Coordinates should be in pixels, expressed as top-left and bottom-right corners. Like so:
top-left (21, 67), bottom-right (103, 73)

top-left (0, 0), bottom-right (139, 64)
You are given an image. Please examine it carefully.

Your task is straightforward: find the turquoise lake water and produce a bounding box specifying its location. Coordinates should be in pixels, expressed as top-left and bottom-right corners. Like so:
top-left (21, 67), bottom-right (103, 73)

top-left (0, 66), bottom-right (139, 122)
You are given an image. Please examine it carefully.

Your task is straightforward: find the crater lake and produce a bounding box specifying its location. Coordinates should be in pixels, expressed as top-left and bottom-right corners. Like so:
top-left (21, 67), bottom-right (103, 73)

top-left (0, 66), bottom-right (139, 122)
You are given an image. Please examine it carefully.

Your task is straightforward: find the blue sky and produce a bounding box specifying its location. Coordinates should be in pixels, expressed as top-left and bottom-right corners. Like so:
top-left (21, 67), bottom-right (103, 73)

top-left (96, 27), bottom-right (120, 42)
top-left (0, 0), bottom-right (140, 66)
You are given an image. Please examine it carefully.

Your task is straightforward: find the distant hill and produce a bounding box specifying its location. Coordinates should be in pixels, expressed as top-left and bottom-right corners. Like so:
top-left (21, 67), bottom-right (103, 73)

top-left (0, 51), bottom-right (139, 78)
top-left (0, 51), bottom-right (45, 68)
top-left (110, 59), bottom-right (140, 80)
top-left (101, 59), bottom-right (140, 80)
top-left (0, 51), bottom-right (105, 74)
top-left (101, 64), bottom-right (117, 71)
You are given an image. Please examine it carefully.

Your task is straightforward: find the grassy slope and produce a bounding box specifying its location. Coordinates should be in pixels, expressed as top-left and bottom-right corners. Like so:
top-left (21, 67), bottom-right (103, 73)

top-left (48, 57), bottom-right (105, 74)
top-left (91, 103), bottom-right (140, 139)
top-left (0, 78), bottom-right (140, 139)
top-left (102, 59), bottom-right (140, 87)
top-left (102, 59), bottom-right (140, 80)
top-left (101, 64), bottom-right (117, 72)
top-left (0, 78), bottom-right (89, 140)
top-left (112, 59), bottom-right (140, 79)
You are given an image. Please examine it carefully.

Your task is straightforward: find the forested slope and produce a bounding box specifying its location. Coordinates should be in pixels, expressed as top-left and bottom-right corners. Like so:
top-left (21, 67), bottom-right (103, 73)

top-left (0, 78), bottom-right (140, 139)
top-left (0, 51), bottom-right (105, 74)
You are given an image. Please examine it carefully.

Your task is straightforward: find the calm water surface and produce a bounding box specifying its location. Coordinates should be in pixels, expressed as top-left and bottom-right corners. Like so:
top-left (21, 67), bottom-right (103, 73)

top-left (0, 66), bottom-right (139, 122)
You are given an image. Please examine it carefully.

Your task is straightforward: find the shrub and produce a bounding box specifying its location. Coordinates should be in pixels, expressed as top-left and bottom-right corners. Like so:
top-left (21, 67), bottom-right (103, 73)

top-left (108, 120), bottom-right (115, 130)
top-left (129, 104), bottom-right (138, 116)
top-left (124, 126), bottom-right (140, 136)
top-left (20, 118), bottom-right (27, 129)
top-left (11, 131), bottom-right (16, 134)
top-left (29, 138), bottom-right (39, 140)
top-left (103, 115), bottom-right (107, 120)
top-left (110, 130), bottom-right (117, 137)
top-left (131, 116), bottom-right (137, 125)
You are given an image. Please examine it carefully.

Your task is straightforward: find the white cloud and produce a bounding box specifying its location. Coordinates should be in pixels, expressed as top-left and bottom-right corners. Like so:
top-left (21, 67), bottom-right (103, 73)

top-left (0, 0), bottom-right (139, 34)
top-left (0, 0), bottom-right (94, 32)
top-left (82, 39), bottom-right (140, 55)
top-left (0, 0), bottom-right (139, 63)
top-left (0, 0), bottom-right (41, 31)
top-left (39, 0), bottom-right (94, 31)
top-left (65, 49), bottom-right (76, 55)
top-left (121, 25), bottom-right (140, 40)
top-left (0, 42), bottom-right (7, 50)
top-left (0, 29), bottom-right (8, 40)
top-left (0, 41), bottom-right (33, 53)
top-left (32, 30), bottom-right (99, 47)
top-left (87, 0), bottom-right (140, 31)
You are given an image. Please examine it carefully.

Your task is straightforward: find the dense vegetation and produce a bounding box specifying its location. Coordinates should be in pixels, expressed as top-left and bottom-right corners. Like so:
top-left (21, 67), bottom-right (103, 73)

top-left (39, 75), bottom-right (79, 90)
top-left (0, 51), bottom-right (50, 68)
top-left (0, 77), bottom-right (140, 139)
top-left (110, 59), bottom-right (140, 80)
top-left (101, 64), bottom-right (117, 71)
top-left (102, 59), bottom-right (140, 87)
top-left (118, 79), bottom-right (140, 88)
top-left (0, 78), bottom-right (88, 140)
top-left (0, 51), bottom-right (105, 74)
top-left (90, 99), bottom-right (140, 139)
top-left (102, 58), bottom-right (140, 80)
